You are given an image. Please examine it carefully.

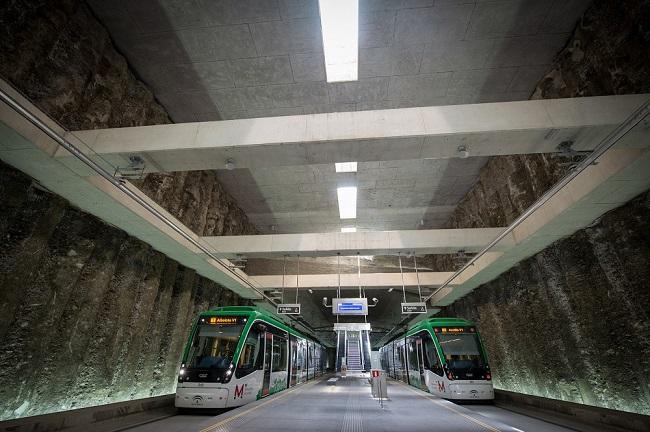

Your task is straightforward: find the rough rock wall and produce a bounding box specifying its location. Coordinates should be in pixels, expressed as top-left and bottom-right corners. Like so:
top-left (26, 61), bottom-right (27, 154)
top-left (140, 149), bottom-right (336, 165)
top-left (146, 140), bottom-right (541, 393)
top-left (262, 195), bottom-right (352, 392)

top-left (135, 171), bottom-right (257, 237)
top-left (0, 0), bottom-right (253, 420)
top-left (445, 192), bottom-right (650, 414)
top-left (0, 161), bottom-right (246, 420)
top-left (439, 0), bottom-right (650, 415)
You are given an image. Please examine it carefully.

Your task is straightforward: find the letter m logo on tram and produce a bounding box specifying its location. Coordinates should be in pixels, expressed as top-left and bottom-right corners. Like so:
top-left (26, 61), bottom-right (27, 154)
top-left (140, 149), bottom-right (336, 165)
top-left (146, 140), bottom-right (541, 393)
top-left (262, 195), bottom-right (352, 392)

top-left (235, 384), bottom-right (245, 398)
top-left (437, 381), bottom-right (445, 392)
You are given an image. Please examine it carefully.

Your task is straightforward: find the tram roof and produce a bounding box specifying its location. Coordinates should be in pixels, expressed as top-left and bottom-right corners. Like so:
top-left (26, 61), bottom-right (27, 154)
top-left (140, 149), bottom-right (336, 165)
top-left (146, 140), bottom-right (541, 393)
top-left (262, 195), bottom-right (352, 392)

top-left (383, 317), bottom-right (477, 345)
top-left (202, 306), bottom-right (322, 345)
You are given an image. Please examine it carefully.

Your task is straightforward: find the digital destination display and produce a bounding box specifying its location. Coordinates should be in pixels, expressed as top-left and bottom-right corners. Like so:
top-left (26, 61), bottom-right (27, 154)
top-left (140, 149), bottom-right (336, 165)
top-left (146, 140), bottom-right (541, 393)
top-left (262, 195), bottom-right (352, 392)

top-left (434, 327), bottom-right (476, 333)
top-left (201, 316), bottom-right (242, 325)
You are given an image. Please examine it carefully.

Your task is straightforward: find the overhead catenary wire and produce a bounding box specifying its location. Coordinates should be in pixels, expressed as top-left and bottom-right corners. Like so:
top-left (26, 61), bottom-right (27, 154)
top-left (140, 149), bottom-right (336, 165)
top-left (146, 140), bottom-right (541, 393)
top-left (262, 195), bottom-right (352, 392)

top-left (381, 98), bottom-right (650, 346)
top-left (0, 86), bottom-right (322, 337)
top-left (422, 98), bottom-right (650, 305)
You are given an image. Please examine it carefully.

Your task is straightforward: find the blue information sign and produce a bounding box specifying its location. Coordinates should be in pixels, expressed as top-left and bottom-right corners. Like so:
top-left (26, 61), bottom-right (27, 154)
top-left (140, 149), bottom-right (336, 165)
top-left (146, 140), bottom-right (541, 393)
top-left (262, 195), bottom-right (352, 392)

top-left (332, 298), bottom-right (368, 315)
top-left (338, 302), bottom-right (363, 311)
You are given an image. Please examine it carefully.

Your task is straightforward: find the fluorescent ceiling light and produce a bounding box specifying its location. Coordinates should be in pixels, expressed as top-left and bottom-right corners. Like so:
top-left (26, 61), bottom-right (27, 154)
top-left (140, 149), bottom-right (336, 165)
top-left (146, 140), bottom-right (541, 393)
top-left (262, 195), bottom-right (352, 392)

top-left (318, 0), bottom-right (359, 82)
top-left (341, 227), bottom-right (357, 233)
top-left (335, 162), bottom-right (357, 173)
top-left (336, 186), bottom-right (357, 219)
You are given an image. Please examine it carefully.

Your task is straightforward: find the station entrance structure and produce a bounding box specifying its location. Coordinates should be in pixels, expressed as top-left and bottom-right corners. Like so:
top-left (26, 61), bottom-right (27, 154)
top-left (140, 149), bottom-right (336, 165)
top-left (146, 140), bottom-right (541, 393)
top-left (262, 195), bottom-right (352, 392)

top-left (335, 323), bottom-right (371, 373)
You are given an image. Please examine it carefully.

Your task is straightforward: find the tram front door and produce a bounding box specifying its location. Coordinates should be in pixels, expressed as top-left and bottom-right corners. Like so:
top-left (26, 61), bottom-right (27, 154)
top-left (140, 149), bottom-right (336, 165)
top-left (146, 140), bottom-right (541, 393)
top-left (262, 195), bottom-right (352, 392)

top-left (416, 338), bottom-right (427, 390)
top-left (262, 332), bottom-right (272, 397)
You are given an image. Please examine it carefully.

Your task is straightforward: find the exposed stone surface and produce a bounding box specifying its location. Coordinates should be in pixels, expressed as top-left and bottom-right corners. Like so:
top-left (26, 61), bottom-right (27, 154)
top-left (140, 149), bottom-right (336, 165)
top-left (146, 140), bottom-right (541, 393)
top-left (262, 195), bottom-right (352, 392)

top-left (444, 192), bottom-right (650, 415)
top-left (134, 171), bottom-right (257, 236)
top-left (532, 0), bottom-right (650, 99)
top-left (0, 0), bottom-right (253, 421)
top-left (438, 0), bottom-right (650, 415)
top-left (0, 161), bottom-right (248, 420)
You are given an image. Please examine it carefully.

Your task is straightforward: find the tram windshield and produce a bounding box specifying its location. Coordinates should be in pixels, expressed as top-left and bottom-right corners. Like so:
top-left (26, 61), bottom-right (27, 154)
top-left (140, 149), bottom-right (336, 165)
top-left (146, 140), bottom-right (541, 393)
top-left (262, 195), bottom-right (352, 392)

top-left (437, 333), bottom-right (486, 370)
top-left (186, 324), bottom-right (244, 369)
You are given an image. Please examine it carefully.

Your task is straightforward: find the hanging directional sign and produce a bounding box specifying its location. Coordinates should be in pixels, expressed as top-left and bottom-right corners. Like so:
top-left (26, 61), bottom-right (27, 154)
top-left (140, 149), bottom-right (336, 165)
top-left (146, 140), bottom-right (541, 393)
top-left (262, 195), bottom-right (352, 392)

top-left (401, 302), bottom-right (427, 314)
top-left (277, 304), bottom-right (301, 315)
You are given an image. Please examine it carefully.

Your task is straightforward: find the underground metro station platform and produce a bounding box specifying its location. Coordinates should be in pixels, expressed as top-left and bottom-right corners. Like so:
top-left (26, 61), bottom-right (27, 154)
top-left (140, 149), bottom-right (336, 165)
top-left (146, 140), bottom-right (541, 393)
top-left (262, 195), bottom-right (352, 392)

top-left (1, 0), bottom-right (650, 431)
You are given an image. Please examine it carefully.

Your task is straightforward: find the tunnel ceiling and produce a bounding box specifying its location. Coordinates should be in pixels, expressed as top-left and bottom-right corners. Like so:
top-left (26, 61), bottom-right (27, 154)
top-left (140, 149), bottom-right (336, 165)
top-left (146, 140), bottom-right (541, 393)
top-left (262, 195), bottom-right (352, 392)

top-left (88, 0), bottom-right (591, 122)
top-left (86, 0), bottom-right (590, 235)
top-left (84, 0), bottom-right (594, 342)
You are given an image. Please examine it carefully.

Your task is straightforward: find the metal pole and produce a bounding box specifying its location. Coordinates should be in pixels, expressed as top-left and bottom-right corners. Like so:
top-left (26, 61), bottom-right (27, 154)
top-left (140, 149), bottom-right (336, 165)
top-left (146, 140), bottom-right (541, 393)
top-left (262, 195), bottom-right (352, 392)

top-left (282, 254), bottom-right (286, 304)
top-left (295, 254), bottom-right (300, 303)
top-left (423, 98), bottom-right (650, 304)
top-left (414, 255), bottom-right (422, 301)
top-left (337, 253), bottom-right (341, 299)
top-left (399, 253), bottom-right (406, 303)
top-left (357, 253), bottom-right (362, 298)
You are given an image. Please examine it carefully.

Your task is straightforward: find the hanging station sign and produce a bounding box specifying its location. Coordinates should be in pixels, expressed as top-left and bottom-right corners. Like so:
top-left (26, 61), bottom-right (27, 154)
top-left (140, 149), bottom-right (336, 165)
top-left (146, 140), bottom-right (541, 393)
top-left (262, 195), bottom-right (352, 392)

top-left (332, 298), bottom-right (368, 315)
top-left (277, 303), bottom-right (301, 315)
top-left (401, 302), bottom-right (427, 314)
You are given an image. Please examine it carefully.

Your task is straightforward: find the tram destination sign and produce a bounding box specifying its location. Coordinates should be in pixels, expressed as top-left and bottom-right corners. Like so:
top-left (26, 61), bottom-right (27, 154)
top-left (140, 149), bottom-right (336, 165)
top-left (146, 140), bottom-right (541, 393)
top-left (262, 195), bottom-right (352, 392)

top-left (277, 304), bottom-right (301, 315)
top-left (401, 302), bottom-right (427, 314)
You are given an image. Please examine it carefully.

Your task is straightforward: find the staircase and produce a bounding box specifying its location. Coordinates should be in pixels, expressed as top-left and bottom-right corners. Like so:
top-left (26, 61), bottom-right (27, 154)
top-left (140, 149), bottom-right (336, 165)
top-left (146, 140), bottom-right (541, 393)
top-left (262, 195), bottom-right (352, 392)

top-left (346, 338), bottom-right (363, 371)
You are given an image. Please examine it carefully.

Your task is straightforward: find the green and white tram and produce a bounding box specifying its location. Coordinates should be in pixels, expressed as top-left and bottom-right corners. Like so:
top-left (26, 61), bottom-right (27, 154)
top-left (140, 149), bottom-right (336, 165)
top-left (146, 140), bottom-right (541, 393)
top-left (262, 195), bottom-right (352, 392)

top-left (379, 317), bottom-right (494, 401)
top-left (175, 306), bottom-right (326, 409)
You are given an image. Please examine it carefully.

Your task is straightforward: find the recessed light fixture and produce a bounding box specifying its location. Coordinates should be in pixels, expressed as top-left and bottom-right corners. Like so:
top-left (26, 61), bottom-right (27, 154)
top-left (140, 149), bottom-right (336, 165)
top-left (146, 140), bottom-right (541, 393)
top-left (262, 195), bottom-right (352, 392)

top-left (318, 0), bottom-right (359, 82)
top-left (336, 186), bottom-right (357, 219)
top-left (341, 227), bottom-right (357, 233)
top-left (335, 161), bottom-right (357, 173)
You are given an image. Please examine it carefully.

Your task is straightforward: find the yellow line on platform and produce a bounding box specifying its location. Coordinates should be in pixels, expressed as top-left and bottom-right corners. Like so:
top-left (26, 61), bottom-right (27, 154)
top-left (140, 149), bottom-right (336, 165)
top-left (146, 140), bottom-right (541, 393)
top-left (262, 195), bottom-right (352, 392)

top-left (199, 379), bottom-right (319, 432)
top-left (395, 381), bottom-right (502, 432)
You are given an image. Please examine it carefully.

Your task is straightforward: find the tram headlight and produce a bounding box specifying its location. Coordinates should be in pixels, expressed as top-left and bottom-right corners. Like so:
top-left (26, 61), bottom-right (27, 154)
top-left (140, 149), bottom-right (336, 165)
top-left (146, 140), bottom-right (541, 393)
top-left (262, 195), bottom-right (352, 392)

top-left (179, 368), bottom-right (186, 376)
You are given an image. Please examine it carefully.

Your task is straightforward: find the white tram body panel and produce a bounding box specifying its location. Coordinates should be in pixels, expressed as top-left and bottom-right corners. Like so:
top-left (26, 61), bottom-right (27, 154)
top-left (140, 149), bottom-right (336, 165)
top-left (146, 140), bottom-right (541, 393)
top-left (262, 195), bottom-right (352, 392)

top-left (379, 319), bottom-right (494, 402)
top-left (422, 370), bottom-right (494, 400)
top-left (175, 308), bottom-right (325, 410)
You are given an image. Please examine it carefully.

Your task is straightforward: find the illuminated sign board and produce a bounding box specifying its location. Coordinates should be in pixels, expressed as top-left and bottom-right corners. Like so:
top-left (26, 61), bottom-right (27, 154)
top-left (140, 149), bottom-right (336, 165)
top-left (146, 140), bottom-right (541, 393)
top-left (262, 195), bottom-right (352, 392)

top-left (201, 316), bottom-right (243, 325)
top-left (434, 327), bottom-right (476, 333)
top-left (277, 304), bottom-right (301, 315)
top-left (401, 302), bottom-right (427, 314)
top-left (332, 297), bottom-right (368, 315)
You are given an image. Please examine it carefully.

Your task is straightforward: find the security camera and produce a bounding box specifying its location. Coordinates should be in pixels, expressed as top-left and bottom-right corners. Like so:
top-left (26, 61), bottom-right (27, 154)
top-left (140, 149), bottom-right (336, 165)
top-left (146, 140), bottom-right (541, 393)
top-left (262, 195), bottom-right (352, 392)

top-left (322, 297), bottom-right (328, 306)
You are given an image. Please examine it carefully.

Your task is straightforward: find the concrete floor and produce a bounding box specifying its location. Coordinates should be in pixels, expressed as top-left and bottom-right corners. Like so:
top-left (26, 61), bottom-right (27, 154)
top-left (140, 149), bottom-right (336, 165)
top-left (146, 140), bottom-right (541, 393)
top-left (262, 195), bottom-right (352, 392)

top-left (125, 374), bottom-right (575, 432)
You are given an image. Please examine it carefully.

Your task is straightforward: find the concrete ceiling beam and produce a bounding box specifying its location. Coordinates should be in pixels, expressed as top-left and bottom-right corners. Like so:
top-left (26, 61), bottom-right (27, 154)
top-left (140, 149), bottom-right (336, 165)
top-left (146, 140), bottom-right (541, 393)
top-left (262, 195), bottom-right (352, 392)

top-left (57, 95), bottom-right (649, 174)
top-left (250, 272), bottom-right (459, 290)
top-left (200, 227), bottom-right (512, 258)
top-left (0, 78), bottom-right (264, 300)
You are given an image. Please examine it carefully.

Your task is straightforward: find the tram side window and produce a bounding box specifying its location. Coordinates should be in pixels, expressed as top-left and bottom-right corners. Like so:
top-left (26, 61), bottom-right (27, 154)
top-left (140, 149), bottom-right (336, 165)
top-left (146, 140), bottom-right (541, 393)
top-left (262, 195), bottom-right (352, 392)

top-left (235, 326), bottom-right (262, 378)
top-left (272, 335), bottom-right (288, 372)
top-left (423, 332), bottom-right (443, 376)
top-left (407, 337), bottom-right (419, 372)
